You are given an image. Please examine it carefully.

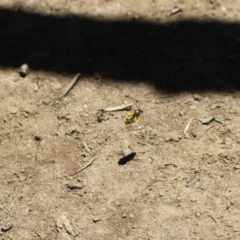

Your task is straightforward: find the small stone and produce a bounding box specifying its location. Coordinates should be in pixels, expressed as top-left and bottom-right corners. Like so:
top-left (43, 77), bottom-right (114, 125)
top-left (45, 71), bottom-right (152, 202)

top-left (93, 216), bottom-right (101, 222)
top-left (179, 111), bottom-right (184, 116)
top-left (186, 177), bottom-right (199, 187)
top-left (122, 214), bottom-right (127, 218)
top-left (196, 213), bottom-right (200, 217)
top-left (66, 184), bottom-right (83, 190)
top-left (234, 165), bottom-right (240, 170)
top-left (199, 116), bottom-right (214, 124)
top-left (9, 107), bottom-right (18, 114)
top-left (42, 98), bottom-right (50, 105)
top-left (19, 64), bottom-right (29, 78)
top-left (165, 137), bottom-right (171, 142)
top-left (64, 115), bottom-right (71, 120)
top-left (173, 136), bottom-right (181, 142)
top-left (1, 224), bottom-right (13, 232)
top-left (148, 157), bottom-right (154, 164)
top-left (193, 94), bottom-right (202, 101)
top-left (227, 221), bottom-right (232, 227)
top-left (62, 110), bottom-right (70, 118)
top-left (190, 198), bottom-right (197, 202)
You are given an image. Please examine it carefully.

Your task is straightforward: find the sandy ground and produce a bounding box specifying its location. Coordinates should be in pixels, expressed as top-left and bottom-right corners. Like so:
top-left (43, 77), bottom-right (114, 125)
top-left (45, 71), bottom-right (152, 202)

top-left (1, 1), bottom-right (240, 239)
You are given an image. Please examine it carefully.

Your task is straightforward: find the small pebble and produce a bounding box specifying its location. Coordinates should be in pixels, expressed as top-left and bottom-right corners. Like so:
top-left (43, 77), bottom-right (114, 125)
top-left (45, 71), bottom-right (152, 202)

top-left (66, 184), bottom-right (83, 190)
top-left (227, 221), bottom-right (232, 227)
top-left (122, 214), bottom-right (127, 218)
top-left (179, 111), bottom-right (184, 116)
top-left (234, 165), bottom-right (240, 170)
top-left (193, 94), bottom-right (202, 101)
top-left (9, 107), bottom-right (18, 114)
top-left (148, 157), bottom-right (154, 164)
top-left (199, 117), bottom-right (214, 124)
top-left (19, 64), bottom-right (29, 78)
top-left (62, 110), bottom-right (70, 118)
top-left (186, 177), bottom-right (199, 187)
top-left (173, 136), bottom-right (181, 142)
top-left (93, 216), bottom-right (101, 222)
top-left (1, 224), bottom-right (13, 232)
top-left (42, 98), bottom-right (50, 105)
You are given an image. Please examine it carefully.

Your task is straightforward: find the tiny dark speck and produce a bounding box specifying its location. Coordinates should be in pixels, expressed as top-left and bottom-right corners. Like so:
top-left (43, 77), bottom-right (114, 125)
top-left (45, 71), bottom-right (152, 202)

top-left (34, 135), bottom-right (42, 141)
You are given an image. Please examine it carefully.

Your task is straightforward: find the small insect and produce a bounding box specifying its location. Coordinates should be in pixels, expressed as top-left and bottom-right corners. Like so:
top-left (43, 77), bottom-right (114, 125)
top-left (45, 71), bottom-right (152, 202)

top-left (124, 109), bottom-right (143, 124)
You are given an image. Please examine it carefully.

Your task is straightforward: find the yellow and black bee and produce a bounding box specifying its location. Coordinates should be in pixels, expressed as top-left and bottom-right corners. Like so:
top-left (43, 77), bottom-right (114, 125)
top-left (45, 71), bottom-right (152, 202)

top-left (124, 109), bottom-right (143, 124)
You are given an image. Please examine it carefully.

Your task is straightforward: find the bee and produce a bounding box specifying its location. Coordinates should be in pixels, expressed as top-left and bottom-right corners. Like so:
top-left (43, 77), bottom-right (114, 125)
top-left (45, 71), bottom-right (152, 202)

top-left (124, 109), bottom-right (143, 124)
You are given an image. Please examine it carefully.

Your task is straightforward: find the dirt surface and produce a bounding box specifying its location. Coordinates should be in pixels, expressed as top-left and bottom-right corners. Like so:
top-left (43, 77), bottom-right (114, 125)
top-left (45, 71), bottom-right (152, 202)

top-left (1, 1), bottom-right (240, 239)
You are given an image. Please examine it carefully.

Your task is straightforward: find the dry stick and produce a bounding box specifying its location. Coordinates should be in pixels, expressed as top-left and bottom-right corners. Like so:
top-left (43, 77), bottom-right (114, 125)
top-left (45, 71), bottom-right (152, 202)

top-left (202, 124), bottom-right (215, 136)
top-left (103, 103), bottom-right (133, 112)
top-left (184, 118), bottom-right (194, 135)
top-left (207, 214), bottom-right (217, 223)
top-left (71, 157), bottom-right (97, 176)
top-left (171, 7), bottom-right (182, 15)
top-left (214, 118), bottom-right (224, 124)
top-left (62, 73), bottom-right (81, 97)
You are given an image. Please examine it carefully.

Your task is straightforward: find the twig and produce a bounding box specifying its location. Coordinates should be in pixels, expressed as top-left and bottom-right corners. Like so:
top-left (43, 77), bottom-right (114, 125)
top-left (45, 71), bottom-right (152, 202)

top-left (207, 214), bottom-right (217, 223)
top-left (71, 157), bottom-right (97, 176)
top-left (62, 73), bottom-right (81, 97)
top-left (103, 103), bottom-right (133, 112)
top-left (184, 118), bottom-right (194, 135)
top-left (202, 124), bottom-right (215, 136)
top-left (165, 163), bottom-right (177, 167)
top-left (82, 142), bottom-right (94, 156)
top-left (214, 118), bottom-right (224, 124)
top-left (171, 7), bottom-right (182, 15)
